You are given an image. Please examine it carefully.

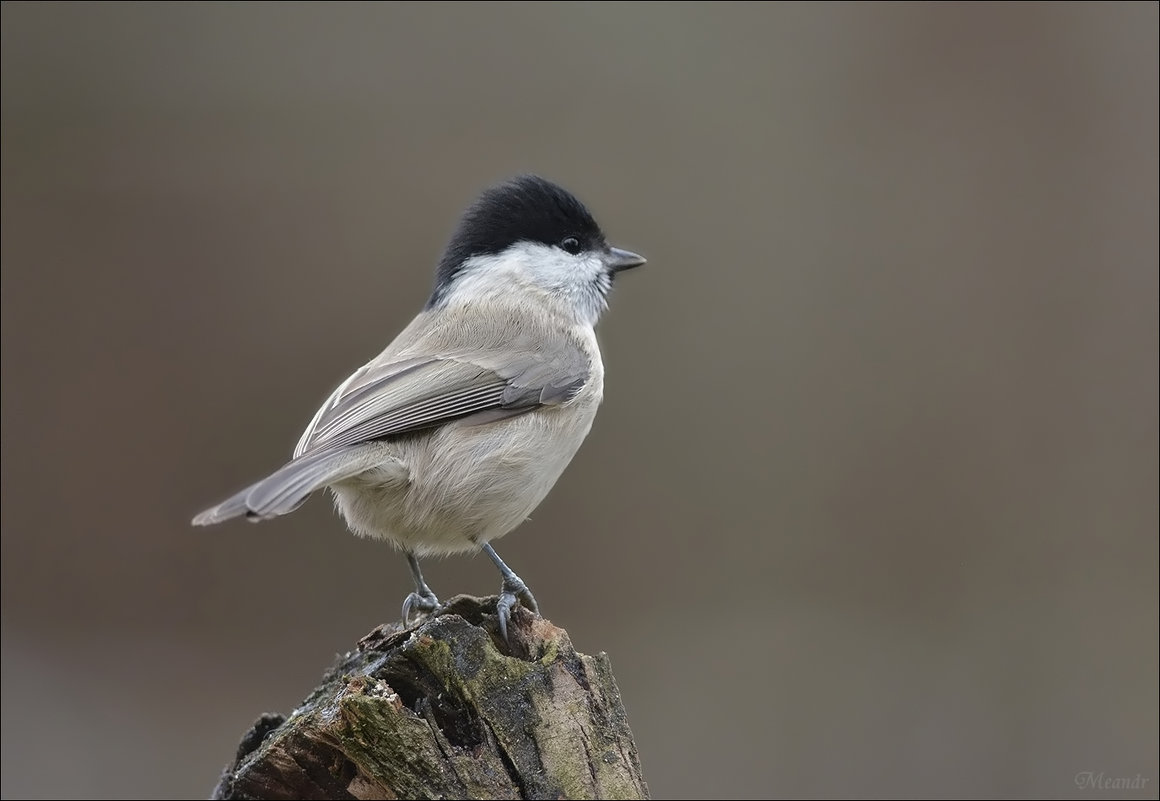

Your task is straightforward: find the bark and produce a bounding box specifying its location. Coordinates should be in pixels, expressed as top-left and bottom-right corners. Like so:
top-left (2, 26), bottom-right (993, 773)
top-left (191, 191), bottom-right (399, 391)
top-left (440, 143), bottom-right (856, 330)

top-left (212, 595), bottom-right (649, 800)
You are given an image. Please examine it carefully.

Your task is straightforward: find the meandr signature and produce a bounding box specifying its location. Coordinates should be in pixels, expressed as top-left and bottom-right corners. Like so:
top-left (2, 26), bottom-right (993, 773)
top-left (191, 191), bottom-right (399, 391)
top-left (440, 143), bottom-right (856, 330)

top-left (1074, 772), bottom-right (1151, 791)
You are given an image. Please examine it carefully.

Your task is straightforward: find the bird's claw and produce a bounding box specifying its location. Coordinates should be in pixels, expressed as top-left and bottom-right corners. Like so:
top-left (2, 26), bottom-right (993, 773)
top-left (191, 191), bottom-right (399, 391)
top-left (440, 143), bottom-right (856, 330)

top-left (496, 576), bottom-right (539, 643)
top-left (401, 589), bottom-right (440, 626)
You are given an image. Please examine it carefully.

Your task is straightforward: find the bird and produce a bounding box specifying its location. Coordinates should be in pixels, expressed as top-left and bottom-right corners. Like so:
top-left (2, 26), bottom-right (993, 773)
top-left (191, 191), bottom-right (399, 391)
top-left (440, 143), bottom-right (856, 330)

top-left (192, 174), bottom-right (645, 641)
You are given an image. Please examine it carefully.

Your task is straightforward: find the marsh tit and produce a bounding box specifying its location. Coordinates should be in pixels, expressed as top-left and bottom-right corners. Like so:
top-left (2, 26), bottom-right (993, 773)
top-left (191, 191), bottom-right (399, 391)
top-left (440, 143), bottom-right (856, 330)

top-left (192, 175), bottom-right (645, 641)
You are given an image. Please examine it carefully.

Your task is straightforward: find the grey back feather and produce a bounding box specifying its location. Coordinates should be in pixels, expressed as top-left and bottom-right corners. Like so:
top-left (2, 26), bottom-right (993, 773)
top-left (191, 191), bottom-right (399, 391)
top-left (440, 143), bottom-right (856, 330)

top-left (294, 304), bottom-right (593, 458)
top-left (192, 301), bottom-right (594, 527)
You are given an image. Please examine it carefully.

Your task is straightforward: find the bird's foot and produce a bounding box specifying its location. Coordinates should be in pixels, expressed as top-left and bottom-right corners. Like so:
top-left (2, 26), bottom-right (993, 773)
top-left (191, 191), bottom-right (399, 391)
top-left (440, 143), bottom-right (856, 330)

top-left (496, 575), bottom-right (539, 643)
top-left (401, 588), bottom-right (440, 626)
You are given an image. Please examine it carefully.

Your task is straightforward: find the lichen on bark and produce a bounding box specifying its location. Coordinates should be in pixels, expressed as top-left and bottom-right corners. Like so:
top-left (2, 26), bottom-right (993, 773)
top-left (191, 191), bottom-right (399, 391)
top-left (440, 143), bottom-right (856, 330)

top-left (212, 595), bottom-right (649, 800)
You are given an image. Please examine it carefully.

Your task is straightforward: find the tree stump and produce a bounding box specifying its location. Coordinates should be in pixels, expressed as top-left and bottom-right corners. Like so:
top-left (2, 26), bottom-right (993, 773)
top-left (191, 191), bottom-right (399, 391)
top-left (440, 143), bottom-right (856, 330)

top-left (212, 596), bottom-right (649, 800)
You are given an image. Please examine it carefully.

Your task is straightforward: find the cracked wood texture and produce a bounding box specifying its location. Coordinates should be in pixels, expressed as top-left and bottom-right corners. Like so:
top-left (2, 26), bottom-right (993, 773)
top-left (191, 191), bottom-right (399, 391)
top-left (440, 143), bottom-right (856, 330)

top-left (212, 596), bottom-right (649, 800)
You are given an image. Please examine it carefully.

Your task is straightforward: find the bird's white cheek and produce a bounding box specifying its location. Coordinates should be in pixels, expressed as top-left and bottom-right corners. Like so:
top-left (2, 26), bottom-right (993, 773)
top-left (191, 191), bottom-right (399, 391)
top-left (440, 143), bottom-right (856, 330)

top-left (513, 244), bottom-right (599, 288)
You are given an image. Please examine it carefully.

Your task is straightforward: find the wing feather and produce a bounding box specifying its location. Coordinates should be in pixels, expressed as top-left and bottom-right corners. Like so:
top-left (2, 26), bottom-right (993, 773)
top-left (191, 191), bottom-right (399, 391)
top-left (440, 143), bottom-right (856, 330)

top-left (294, 351), bottom-right (589, 457)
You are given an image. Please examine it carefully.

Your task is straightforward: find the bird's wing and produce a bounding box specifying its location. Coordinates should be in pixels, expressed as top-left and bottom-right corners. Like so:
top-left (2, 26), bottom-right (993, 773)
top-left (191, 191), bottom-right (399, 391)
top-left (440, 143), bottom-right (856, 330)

top-left (293, 337), bottom-right (591, 458)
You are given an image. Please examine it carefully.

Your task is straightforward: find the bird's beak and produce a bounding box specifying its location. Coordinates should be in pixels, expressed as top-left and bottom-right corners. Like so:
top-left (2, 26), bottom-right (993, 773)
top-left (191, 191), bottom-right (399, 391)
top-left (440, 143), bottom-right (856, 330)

top-left (605, 246), bottom-right (647, 273)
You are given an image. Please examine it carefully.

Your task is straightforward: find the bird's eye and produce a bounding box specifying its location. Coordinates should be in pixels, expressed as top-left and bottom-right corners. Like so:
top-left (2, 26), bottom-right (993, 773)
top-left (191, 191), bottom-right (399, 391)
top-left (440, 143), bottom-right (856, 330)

top-left (560, 236), bottom-right (582, 255)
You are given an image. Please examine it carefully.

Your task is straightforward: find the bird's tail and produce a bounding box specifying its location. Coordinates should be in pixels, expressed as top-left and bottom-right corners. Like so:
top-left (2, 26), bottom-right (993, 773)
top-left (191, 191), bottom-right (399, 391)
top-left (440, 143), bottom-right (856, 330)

top-left (191, 449), bottom-right (361, 526)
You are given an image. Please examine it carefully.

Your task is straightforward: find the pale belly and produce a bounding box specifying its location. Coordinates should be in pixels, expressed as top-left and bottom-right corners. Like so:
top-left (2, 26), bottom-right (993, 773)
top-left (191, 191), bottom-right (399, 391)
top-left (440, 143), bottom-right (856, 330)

top-left (328, 400), bottom-right (599, 556)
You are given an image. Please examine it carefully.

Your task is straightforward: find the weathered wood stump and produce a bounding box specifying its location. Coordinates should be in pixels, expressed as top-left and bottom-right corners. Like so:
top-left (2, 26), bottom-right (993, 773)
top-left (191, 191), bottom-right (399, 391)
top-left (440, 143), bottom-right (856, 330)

top-left (212, 595), bottom-right (649, 800)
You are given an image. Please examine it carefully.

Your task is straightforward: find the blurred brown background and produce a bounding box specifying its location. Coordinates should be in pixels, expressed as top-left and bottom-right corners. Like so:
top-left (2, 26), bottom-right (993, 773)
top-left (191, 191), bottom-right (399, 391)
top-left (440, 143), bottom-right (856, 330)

top-left (2, 3), bottom-right (1156, 798)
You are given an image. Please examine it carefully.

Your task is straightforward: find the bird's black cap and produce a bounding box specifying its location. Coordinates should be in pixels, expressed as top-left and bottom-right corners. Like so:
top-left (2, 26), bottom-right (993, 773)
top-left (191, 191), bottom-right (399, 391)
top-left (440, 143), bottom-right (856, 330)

top-left (428, 175), bottom-right (606, 307)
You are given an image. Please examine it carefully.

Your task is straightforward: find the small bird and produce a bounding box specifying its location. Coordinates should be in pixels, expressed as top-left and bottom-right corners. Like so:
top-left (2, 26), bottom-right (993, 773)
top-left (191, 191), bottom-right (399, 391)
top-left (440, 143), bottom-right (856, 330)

top-left (192, 175), bottom-right (645, 640)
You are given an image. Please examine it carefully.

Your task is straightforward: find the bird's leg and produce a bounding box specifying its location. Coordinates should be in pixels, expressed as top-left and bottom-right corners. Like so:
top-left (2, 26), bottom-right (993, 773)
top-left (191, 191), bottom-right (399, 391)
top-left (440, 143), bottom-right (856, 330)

top-left (401, 552), bottom-right (440, 625)
top-left (481, 542), bottom-right (539, 642)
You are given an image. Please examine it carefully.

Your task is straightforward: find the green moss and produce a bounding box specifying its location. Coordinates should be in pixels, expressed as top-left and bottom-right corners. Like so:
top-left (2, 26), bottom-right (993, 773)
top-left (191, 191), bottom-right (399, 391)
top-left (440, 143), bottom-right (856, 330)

top-left (216, 599), bottom-right (647, 800)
